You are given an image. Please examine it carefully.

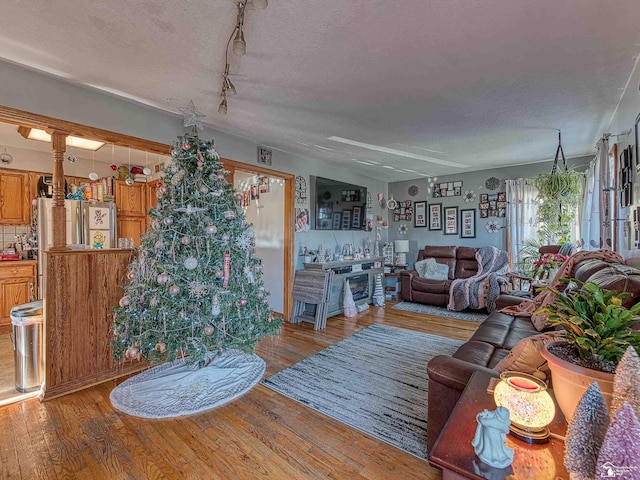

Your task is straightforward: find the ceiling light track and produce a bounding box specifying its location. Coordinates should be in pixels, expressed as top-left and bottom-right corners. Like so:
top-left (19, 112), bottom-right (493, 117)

top-left (218, 0), bottom-right (267, 115)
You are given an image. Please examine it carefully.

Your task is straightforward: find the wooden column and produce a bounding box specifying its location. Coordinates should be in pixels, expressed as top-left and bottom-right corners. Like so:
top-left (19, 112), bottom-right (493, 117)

top-left (49, 130), bottom-right (69, 251)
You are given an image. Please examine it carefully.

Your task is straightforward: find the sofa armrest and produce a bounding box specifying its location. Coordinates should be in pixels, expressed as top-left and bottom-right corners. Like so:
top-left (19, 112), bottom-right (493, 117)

top-left (494, 294), bottom-right (528, 310)
top-left (400, 270), bottom-right (416, 301)
top-left (427, 354), bottom-right (499, 392)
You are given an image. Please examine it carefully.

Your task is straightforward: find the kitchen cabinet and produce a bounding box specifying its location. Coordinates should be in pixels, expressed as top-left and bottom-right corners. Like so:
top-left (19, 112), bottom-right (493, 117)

top-left (114, 179), bottom-right (146, 217)
top-left (0, 169), bottom-right (31, 225)
top-left (117, 216), bottom-right (146, 247)
top-left (0, 260), bottom-right (36, 328)
top-left (145, 180), bottom-right (159, 230)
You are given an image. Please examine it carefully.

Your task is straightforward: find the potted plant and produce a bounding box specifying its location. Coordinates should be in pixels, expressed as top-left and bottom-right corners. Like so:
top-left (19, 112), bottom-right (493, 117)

top-left (537, 280), bottom-right (640, 421)
top-left (534, 169), bottom-right (581, 244)
top-left (533, 252), bottom-right (568, 281)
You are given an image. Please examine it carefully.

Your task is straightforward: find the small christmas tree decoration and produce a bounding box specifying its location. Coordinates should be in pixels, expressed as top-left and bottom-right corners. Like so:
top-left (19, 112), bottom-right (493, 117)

top-left (611, 346), bottom-right (640, 421)
top-left (564, 382), bottom-right (610, 480)
top-left (596, 402), bottom-right (640, 480)
top-left (372, 273), bottom-right (385, 307)
top-left (343, 280), bottom-right (357, 318)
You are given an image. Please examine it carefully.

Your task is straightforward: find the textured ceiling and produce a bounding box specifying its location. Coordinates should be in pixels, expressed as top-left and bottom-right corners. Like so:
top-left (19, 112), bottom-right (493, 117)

top-left (0, 0), bottom-right (639, 181)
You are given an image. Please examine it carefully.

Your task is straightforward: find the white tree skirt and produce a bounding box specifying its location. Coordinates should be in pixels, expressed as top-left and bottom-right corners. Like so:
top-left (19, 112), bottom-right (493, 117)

top-left (110, 350), bottom-right (265, 418)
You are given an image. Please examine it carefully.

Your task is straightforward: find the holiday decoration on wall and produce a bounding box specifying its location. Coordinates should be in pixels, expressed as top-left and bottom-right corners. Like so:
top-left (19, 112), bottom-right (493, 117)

top-left (112, 132), bottom-right (280, 366)
top-left (398, 223), bottom-right (408, 235)
top-left (564, 382), bottom-right (610, 480)
top-left (485, 177), bottom-right (500, 190)
top-left (485, 220), bottom-right (501, 233)
top-left (463, 190), bottom-right (476, 203)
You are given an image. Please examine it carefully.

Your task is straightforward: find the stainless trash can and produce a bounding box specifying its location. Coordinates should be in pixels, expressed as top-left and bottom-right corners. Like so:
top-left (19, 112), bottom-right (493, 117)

top-left (11, 300), bottom-right (44, 393)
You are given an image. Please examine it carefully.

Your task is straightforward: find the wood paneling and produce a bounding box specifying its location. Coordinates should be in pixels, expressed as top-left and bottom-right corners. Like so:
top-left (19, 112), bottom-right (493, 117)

top-left (0, 169), bottom-right (30, 225)
top-left (42, 250), bottom-right (146, 400)
top-left (3, 304), bottom-right (477, 479)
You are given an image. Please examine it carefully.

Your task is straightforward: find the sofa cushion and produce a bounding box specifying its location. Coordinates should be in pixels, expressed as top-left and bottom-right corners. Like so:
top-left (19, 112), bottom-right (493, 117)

top-left (493, 331), bottom-right (562, 380)
top-left (585, 269), bottom-right (640, 308)
top-left (454, 247), bottom-right (479, 279)
top-left (411, 276), bottom-right (452, 295)
top-left (415, 258), bottom-right (449, 281)
top-left (419, 246), bottom-right (457, 279)
top-left (452, 341), bottom-right (496, 367)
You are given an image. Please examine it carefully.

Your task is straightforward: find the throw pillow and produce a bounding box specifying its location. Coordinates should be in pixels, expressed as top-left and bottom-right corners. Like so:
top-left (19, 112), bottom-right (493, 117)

top-left (493, 331), bottom-right (563, 381)
top-left (424, 259), bottom-right (449, 281)
top-left (414, 258), bottom-right (434, 278)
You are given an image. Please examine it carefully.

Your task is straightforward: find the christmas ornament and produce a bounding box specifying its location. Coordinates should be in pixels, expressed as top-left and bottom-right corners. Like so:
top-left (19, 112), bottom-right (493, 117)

top-left (213, 189), bottom-right (223, 197)
top-left (217, 172), bottom-right (225, 180)
top-left (119, 296), bottom-right (131, 307)
top-left (223, 253), bottom-right (231, 288)
top-left (222, 234), bottom-right (230, 242)
top-left (215, 270), bottom-right (224, 279)
top-left (149, 297), bottom-right (159, 307)
top-left (178, 100), bottom-right (205, 132)
top-left (200, 186), bottom-right (209, 194)
top-left (125, 346), bottom-right (140, 360)
top-left (211, 295), bottom-right (221, 316)
top-left (204, 325), bottom-right (214, 336)
top-left (236, 232), bottom-right (252, 250)
top-left (182, 142), bottom-right (191, 151)
top-left (160, 185), bottom-right (169, 194)
top-left (181, 236), bottom-right (191, 245)
top-left (127, 271), bottom-right (135, 280)
top-left (206, 225), bottom-right (218, 235)
top-left (175, 205), bottom-right (207, 214)
top-left (163, 216), bottom-right (173, 226)
top-left (155, 342), bottom-right (167, 353)
top-left (239, 298), bottom-right (248, 306)
top-left (224, 210), bottom-right (236, 220)
top-left (169, 285), bottom-right (180, 296)
top-left (184, 257), bottom-right (198, 270)
top-left (188, 281), bottom-right (208, 298)
top-left (157, 272), bottom-right (170, 284)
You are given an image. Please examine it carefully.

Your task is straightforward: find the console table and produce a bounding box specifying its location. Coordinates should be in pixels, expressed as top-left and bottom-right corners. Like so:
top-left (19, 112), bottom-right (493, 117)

top-left (429, 371), bottom-right (568, 480)
top-left (303, 257), bottom-right (384, 317)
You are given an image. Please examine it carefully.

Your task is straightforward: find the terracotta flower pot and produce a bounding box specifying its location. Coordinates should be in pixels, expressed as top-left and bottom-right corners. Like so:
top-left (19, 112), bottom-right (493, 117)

top-left (540, 341), bottom-right (614, 422)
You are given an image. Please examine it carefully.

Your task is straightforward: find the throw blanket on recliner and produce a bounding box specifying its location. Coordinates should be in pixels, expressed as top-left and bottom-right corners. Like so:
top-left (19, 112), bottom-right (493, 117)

top-left (447, 246), bottom-right (509, 311)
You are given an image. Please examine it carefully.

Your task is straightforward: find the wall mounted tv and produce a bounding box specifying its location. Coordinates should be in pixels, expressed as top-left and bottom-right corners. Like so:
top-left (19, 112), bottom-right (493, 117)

top-left (312, 176), bottom-right (368, 230)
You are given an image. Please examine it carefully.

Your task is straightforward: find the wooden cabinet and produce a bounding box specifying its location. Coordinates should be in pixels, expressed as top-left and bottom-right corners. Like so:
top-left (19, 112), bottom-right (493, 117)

top-left (117, 216), bottom-right (146, 247)
top-left (0, 261), bottom-right (36, 328)
top-left (0, 169), bottom-right (31, 225)
top-left (114, 179), bottom-right (146, 217)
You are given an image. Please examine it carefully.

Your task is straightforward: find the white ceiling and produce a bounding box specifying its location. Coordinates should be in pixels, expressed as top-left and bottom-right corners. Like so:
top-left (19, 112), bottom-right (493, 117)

top-left (0, 0), bottom-right (639, 181)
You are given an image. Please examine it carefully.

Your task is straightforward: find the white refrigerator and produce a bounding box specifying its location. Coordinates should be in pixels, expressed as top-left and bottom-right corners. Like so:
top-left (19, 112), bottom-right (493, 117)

top-left (36, 198), bottom-right (117, 297)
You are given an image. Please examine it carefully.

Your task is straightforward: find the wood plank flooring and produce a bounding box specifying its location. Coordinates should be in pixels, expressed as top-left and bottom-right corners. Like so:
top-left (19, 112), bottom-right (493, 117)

top-left (0, 303), bottom-right (479, 479)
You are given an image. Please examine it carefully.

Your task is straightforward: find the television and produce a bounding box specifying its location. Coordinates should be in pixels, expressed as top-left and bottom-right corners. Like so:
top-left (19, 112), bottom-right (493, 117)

top-left (312, 176), bottom-right (368, 230)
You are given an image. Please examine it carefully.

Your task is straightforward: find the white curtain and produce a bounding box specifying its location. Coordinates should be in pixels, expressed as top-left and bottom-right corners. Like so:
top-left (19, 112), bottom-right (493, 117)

top-left (580, 138), bottom-right (612, 250)
top-left (505, 178), bottom-right (539, 268)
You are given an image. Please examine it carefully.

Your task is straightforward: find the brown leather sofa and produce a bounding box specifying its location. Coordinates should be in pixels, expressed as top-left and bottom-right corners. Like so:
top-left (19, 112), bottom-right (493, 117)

top-left (426, 256), bottom-right (640, 452)
top-left (400, 246), bottom-right (479, 307)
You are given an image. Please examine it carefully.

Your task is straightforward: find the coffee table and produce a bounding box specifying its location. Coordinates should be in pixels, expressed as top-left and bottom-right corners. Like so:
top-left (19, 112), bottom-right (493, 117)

top-left (428, 371), bottom-right (568, 480)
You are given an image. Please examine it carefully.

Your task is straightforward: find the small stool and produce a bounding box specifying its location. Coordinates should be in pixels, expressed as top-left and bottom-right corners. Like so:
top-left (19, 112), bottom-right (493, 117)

top-left (291, 269), bottom-right (333, 330)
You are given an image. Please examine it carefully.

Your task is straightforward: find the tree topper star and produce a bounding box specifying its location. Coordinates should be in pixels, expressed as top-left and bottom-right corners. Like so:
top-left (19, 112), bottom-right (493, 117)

top-left (179, 100), bottom-right (205, 131)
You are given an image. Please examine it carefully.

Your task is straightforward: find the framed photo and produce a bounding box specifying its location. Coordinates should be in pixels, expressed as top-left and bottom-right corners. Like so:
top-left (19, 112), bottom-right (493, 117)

top-left (444, 206), bottom-right (458, 235)
top-left (429, 203), bottom-right (442, 230)
top-left (259, 175), bottom-right (269, 194)
top-left (480, 194), bottom-right (488, 203)
top-left (414, 201), bottom-right (427, 228)
top-left (258, 146), bottom-right (272, 165)
top-left (460, 209), bottom-right (476, 238)
top-left (635, 112), bottom-right (640, 178)
top-left (332, 212), bottom-right (342, 230)
top-left (250, 184), bottom-right (259, 200)
top-left (352, 206), bottom-right (362, 228)
top-left (341, 210), bottom-right (352, 230)
top-left (480, 209), bottom-right (489, 218)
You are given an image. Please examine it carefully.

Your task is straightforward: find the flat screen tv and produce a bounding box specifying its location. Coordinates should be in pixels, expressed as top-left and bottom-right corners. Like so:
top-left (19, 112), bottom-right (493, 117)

top-left (312, 176), bottom-right (368, 230)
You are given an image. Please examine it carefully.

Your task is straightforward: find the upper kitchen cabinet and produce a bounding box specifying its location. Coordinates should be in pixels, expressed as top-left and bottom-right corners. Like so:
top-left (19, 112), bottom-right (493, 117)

top-left (114, 179), bottom-right (146, 217)
top-left (0, 168), bottom-right (31, 225)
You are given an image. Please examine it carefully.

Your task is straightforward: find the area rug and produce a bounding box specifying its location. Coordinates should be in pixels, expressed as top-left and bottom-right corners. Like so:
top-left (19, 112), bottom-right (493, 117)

top-left (111, 350), bottom-right (265, 419)
top-left (261, 324), bottom-right (464, 460)
top-left (392, 301), bottom-right (488, 322)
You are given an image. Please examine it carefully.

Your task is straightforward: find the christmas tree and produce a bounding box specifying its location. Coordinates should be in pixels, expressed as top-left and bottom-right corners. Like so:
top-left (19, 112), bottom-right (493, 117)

top-left (564, 381), bottom-right (610, 480)
top-left (112, 132), bottom-right (281, 366)
top-left (596, 402), bottom-right (640, 480)
top-left (611, 346), bottom-right (640, 421)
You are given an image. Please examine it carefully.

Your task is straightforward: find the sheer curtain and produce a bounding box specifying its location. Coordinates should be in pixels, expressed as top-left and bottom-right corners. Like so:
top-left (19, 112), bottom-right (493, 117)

top-left (505, 178), bottom-right (539, 268)
top-left (580, 138), bottom-right (612, 250)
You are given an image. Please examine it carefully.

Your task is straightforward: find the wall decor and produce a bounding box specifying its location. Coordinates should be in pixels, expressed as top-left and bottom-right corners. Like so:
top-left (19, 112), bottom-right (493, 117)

top-left (433, 181), bottom-right (463, 198)
top-left (341, 210), bottom-right (352, 230)
top-left (414, 201), bottom-right (427, 228)
top-left (398, 223), bottom-right (408, 235)
top-left (258, 146), bottom-right (272, 165)
top-left (352, 206), bottom-right (362, 228)
top-left (408, 185), bottom-right (419, 197)
top-left (463, 190), bottom-right (476, 203)
top-left (619, 145), bottom-right (633, 207)
top-left (444, 206), bottom-right (459, 235)
top-left (478, 192), bottom-right (506, 217)
top-left (332, 212), bottom-right (342, 230)
top-left (341, 189), bottom-right (360, 202)
top-left (485, 221), bottom-right (501, 234)
top-left (387, 195), bottom-right (398, 210)
top-left (259, 175), bottom-right (269, 194)
top-left (635, 112), bottom-right (640, 179)
top-left (485, 177), bottom-right (500, 190)
top-left (366, 191), bottom-right (372, 210)
top-left (429, 203), bottom-right (442, 230)
top-left (460, 209), bottom-right (476, 238)
top-left (393, 200), bottom-right (413, 222)
top-left (295, 175), bottom-right (307, 206)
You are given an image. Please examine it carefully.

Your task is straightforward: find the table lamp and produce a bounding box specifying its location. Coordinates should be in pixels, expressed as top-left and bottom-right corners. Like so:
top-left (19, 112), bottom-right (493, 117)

top-left (394, 240), bottom-right (409, 265)
top-left (493, 371), bottom-right (555, 443)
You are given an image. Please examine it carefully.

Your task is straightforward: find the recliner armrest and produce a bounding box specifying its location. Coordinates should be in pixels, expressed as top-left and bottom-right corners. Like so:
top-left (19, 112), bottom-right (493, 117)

top-left (427, 355), bottom-right (499, 392)
top-left (495, 294), bottom-right (527, 309)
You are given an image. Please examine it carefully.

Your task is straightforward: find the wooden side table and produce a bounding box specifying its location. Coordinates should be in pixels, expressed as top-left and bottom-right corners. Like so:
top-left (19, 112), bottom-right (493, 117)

top-left (383, 264), bottom-right (407, 300)
top-left (429, 371), bottom-right (568, 480)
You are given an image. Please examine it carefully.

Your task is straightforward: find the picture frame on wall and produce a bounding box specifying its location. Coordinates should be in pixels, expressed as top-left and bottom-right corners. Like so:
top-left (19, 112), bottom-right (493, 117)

top-left (429, 203), bottom-right (442, 230)
top-left (460, 208), bottom-right (476, 238)
top-left (414, 201), bottom-right (427, 228)
top-left (332, 212), bottom-right (342, 230)
top-left (341, 210), bottom-right (352, 230)
top-left (444, 206), bottom-right (458, 235)
top-left (257, 146), bottom-right (272, 165)
top-left (352, 206), bottom-right (362, 228)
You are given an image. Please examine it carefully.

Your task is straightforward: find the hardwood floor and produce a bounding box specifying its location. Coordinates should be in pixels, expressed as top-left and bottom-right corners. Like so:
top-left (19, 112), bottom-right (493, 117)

top-left (0, 304), bottom-right (478, 479)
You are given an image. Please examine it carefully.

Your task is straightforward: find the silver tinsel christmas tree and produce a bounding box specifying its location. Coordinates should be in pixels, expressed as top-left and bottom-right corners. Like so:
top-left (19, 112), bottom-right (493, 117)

top-left (611, 346), bottom-right (640, 421)
top-left (564, 381), bottom-right (610, 480)
top-left (112, 132), bottom-right (282, 365)
top-left (596, 402), bottom-right (640, 480)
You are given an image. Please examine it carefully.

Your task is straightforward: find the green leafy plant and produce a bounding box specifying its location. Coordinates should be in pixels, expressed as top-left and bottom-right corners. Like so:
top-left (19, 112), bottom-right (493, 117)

top-left (534, 170), bottom-right (582, 244)
top-left (537, 280), bottom-right (640, 364)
